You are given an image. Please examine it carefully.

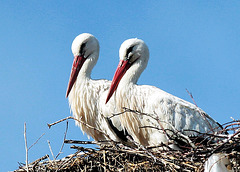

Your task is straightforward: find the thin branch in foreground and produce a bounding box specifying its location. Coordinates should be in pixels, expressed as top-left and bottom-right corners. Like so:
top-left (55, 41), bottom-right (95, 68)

top-left (47, 116), bottom-right (116, 145)
top-left (185, 89), bottom-right (216, 133)
top-left (55, 121), bottom-right (69, 159)
top-left (64, 139), bottom-right (117, 145)
top-left (222, 119), bottom-right (240, 126)
top-left (24, 122), bottom-right (29, 172)
top-left (47, 140), bottom-right (56, 161)
top-left (108, 109), bottom-right (130, 119)
top-left (47, 116), bottom-right (73, 129)
top-left (28, 133), bottom-right (45, 150)
top-left (186, 88), bottom-right (198, 107)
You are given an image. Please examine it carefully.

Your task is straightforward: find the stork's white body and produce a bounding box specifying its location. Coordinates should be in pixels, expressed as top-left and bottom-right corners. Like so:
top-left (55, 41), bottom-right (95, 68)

top-left (105, 38), bottom-right (222, 147)
top-left (106, 83), bottom-right (221, 146)
top-left (68, 78), bottom-right (112, 141)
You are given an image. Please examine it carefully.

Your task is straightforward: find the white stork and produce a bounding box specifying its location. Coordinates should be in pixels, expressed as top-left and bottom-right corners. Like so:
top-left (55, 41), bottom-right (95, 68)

top-left (105, 38), bottom-right (222, 147)
top-left (66, 33), bottom-right (122, 142)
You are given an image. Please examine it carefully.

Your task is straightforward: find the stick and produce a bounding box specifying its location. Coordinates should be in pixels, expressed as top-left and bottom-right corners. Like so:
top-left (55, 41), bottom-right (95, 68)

top-left (185, 89), bottom-right (198, 107)
top-left (47, 116), bottom-right (73, 128)
top-left (64, 139), bottom-right (116, 144)
top-left (57, 150), bottom-right (81, 169)
top-left (70, 145), bottom-right (96, 153)
top-left (24, 122), bottom-right (29, 172)
top-left (28, 133), bottom-right (45, 150)
top-left (47, 140), bottom-right (56, 161)
top-left (56, 121), bottom-right (69, 159)
top-left (185, 89), bottom-right (217, 133)
top-left (30, 154), bottom-right (49, 167)
top-left (48, 116), bottom-right (115, 144)
top-left (108, 109), bottom-right (129, 119)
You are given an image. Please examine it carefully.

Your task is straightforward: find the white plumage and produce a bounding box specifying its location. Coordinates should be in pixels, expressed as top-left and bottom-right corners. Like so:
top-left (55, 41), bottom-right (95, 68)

top-left (105, 38), bottom-right (222, 147)
top-left (204, 153), bottom-right (232, 172)
top-left (66, 33), bottom-right (120, 142)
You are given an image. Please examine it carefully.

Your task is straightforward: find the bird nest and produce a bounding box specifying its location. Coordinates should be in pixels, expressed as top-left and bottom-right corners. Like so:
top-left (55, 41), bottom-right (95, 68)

top-left (15, 110), bottom-right (240, 172)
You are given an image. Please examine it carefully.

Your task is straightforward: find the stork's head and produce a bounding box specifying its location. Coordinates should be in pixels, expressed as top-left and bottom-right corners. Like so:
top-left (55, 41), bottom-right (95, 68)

top-left (106, 38), bottom-right (149, 103)
top-left (66, 33), bottom-right (99, 97)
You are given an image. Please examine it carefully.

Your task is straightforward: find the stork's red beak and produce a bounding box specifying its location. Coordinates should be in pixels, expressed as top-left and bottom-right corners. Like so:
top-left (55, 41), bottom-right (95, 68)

top-left (66, 55), bottom-right (86, 97)
top-left (105, 60), bottom-right (131, 103)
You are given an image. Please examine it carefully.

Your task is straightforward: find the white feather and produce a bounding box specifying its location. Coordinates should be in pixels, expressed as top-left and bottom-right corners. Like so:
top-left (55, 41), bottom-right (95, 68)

top-left (204, 153), bottom-right (232, 172)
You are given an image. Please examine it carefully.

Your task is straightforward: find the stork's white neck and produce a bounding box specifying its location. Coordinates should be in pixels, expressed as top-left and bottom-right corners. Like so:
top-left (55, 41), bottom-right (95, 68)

top-left (117, 38), bottom-right (149, 88)
top-left (118, 57), bottom-right (149, 91)
top-left (120, 63), bottom-right (143, 88)
top-left (78, 57), bottom-right (97, 79)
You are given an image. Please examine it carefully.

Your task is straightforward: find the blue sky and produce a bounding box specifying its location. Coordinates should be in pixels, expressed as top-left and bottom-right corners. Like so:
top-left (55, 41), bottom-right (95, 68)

top-left (1, 1), bottom-right (240, 171)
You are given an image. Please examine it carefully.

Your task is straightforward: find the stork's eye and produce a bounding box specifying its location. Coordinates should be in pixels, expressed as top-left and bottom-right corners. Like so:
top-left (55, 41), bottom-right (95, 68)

top-left (126, 45), bottom-right (134, 57)
top-left (125, 45), bottom-right (139, 64)
top-left (125, 45), bottom-right (134, 61)
top-left (79, 42), bottom-right (87, 58)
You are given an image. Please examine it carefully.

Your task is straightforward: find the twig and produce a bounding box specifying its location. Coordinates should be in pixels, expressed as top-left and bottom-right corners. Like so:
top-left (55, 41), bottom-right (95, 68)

top-left (30, 154), bottom-right (49, 167)
top-left (222, 120), bottom-right (240, 126)
top-left (108, 109), bottom-right (130, 119)
top-left (55, 121), bottom-right (69, 159)
top-left (57, 150), bottom-right (81, 169)
top-left (70, 145), bottom-right (97, 153)
top-left (185, 89), bottom-right (218, 133)
top-left (47, 140), bottom-right (56, 161)
top-left (64, 139), bottom-right (117, 144)
top-left (47, 116), bottom-right (73, 128)
top-left (223, 122), bottom-right (240, 131)
top-left (48, 116), bottom-right (116, 145)
top-left (185, 88), bottom-right (198, 107)
top-left (146, 142), bottom-right (175, 151)
top-left (28, 133), bottom-right (45, 150)
top-left (24, 122), bottom-right (29, 172)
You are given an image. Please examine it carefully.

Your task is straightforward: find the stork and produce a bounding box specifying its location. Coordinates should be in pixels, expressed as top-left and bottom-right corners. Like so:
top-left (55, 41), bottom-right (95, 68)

top-left (66, 33), bottom-right (122, 142)
top-left (105, 38), bottom-right (222, 147)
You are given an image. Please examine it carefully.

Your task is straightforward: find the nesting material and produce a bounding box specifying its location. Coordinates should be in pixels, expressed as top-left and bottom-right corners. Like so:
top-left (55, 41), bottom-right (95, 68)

top-left (15, 111), bottom-right (240, 172)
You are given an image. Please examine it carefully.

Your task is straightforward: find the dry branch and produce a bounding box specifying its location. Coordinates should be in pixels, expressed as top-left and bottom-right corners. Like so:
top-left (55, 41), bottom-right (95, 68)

top-left (56, 121), bottom-right (69, 159)
top-left (23, 122), bottom-right (29, 172)
top-left (28, 133), bottom-right (45, 150)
